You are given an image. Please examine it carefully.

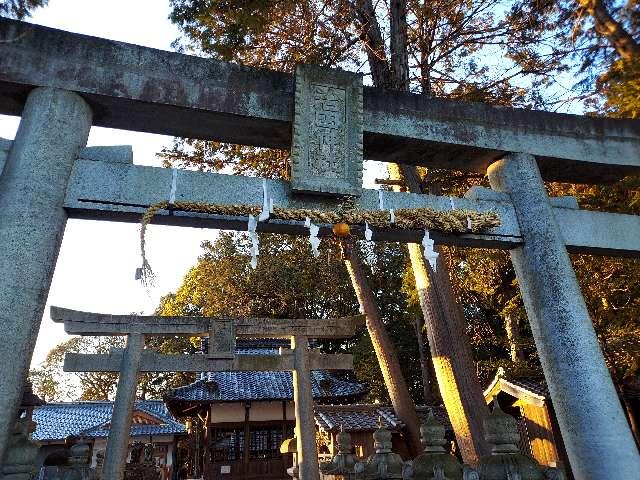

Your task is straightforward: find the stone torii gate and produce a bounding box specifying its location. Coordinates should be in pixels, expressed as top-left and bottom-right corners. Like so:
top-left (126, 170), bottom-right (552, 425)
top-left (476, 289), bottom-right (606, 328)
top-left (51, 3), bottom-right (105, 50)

top-left (50, 306), bottom-right (364, 480)
top-left (1, 17), bottom-right (640, 479)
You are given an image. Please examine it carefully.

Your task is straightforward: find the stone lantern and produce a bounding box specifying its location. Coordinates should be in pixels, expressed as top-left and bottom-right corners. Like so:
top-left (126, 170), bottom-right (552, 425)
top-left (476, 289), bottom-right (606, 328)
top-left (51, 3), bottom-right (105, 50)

top-left (281, 437), bottom-right (300, 479)
top-left (477, 400), bottom-right (565, 480)
top-left (412, 412), bottom-right (464, 480)
top-left (319, 426), bottom-right (364, 479)
top-left (363, 420), bottom-right (409, 479)
top-left (60, 437), bottom-right (96, 480)
top-left (1, 380), bottom-right (44, 480)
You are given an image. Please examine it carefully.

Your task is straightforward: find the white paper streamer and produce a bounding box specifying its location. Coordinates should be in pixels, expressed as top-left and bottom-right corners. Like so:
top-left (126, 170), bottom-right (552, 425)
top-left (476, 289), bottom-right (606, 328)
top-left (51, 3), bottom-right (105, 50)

top-left (269, 197), bottom-right (274, 213)
top-left (248, 215), bottom-right (257, 233)
top-left (259, 179), bottom-right (270, 222)
top-left (309, 223), bottom-right (321, 257)
top-left (449, 197), bottom-right (456, 210)
top-left (421, 229), bottom-right (439, 271)
top-left (467, 217), bottom-right (472, 230)
top-left (304, 217), bottom-right (311, 228)
top-left (389, 208), bottom-right (395, 224)
top-left (169, 168), bottom-right (178, 204)
top-left (378, 189), bottom-right (384, 210)
top-left (364, 222), bottom-right (373, 241)
top-left (247, 215), bottom-right (259, 269)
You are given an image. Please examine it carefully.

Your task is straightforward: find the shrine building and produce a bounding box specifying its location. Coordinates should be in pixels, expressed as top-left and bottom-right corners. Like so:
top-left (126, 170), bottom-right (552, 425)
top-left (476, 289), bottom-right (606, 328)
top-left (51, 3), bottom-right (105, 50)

top-left (163, 338), bottom-right (412, 480)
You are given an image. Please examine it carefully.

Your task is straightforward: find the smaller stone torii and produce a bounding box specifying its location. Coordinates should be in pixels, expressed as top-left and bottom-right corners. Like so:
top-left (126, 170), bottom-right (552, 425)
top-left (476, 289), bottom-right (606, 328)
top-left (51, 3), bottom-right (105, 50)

top-left (51, 306), bottom-right (365, 480)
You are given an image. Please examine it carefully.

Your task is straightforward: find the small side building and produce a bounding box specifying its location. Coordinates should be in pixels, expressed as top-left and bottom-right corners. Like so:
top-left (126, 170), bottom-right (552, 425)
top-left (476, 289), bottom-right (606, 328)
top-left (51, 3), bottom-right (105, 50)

top-left (33, 400), bottom-right (186, 478)
top-left (484, 369), bottom-right (572, 477)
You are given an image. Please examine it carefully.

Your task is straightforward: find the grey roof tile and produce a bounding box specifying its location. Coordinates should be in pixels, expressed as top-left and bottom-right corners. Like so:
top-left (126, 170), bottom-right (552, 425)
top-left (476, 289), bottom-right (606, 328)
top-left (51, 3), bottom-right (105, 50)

top-left (32, 400), bottom-right (186, 441)
top-left (315, 405), bottom-right (404, 432)
top-left (165, 370), bottom-right (366, 403)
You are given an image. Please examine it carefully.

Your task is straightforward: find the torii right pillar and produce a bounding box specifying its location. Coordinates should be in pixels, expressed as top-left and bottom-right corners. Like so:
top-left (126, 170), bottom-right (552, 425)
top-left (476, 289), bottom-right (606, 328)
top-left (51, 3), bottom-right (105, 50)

top-left (488, 153), bottom-right (640, 479)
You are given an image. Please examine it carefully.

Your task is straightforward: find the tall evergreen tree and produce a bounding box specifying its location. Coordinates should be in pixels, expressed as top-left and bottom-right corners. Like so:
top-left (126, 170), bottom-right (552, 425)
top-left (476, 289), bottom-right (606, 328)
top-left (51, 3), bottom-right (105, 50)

top-left (164, 0), bottom-right (640, 459)
top-left (0, 0), bottom-right (47, 19)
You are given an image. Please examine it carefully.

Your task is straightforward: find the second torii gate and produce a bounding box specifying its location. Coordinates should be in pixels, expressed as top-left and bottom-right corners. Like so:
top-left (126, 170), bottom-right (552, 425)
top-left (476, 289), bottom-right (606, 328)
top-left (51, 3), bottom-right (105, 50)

top-left (51, 306), bottom-right (365, 480)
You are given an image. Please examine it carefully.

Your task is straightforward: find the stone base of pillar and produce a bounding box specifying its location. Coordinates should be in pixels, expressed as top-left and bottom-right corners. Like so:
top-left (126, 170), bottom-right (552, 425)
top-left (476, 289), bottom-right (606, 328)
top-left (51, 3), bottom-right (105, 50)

top-left (1, 417), bottom-right (39, 480)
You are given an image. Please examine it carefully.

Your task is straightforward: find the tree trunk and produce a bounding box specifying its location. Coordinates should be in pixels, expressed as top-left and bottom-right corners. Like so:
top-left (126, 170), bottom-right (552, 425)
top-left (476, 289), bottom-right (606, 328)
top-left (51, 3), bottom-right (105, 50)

top-left (388, 163), bottom-right (491, 464)
top-left (414, 313), bottom-right (438, 405)
top-left (351, 0), bottom-right (489, 462)
top-left (504, 315), bottom-right (524, 362)
top-left (350, 0), bottom-right (392, 88)
top-left (341, 241), bottom-right (423, 456)
top-left (578, 0), bottom-right (640, 60)
top-left (389, 0), bottom-right (409, 91)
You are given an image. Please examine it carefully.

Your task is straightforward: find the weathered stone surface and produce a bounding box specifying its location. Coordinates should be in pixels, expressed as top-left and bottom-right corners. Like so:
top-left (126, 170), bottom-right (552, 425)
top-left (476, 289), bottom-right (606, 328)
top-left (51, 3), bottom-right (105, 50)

top-left (363, 424), bottom-right (407, 479)
top-left (102, 334), bottom-right (145, 480)
top-left (0, 140), bottom-right (131, 176)
top-left (62, 159), bottom-right (640, 255)
top-left (319, 428), bottom-right (364, 478)
top-left (0, 137), bottom-right (10, 175)
top-left (487, 153), bottom-right (640, 480)
top-left (292, 335), bottom-right (320, 480)
top-left (412, 412), bottom-right (463, 480)
top-left (79, 145), bottom-right (133, 164)
top-left (0, 88), bottom-right (92, 461)
top-left (1, 18), bottom-right (639, 183)
top-left (51, 306), bottom-right (366, 338)
top-left (58, 439), bottom-right (97, 480)
top-left (477, 401), bottom-right (562, 480)
top-left (208, 319), bottom-right (236, 359)
top-left (1, 417), bottom-right (39, 480)
top-left (62, 349), bottom-right (354, 372)
top-left (291, 65), bottom-right (363, 196)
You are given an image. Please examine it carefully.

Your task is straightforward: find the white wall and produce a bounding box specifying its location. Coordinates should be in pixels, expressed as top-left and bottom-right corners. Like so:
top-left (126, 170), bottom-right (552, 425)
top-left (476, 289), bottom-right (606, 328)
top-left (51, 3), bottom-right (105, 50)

top-left (210, 401), bottom-right (295, 423)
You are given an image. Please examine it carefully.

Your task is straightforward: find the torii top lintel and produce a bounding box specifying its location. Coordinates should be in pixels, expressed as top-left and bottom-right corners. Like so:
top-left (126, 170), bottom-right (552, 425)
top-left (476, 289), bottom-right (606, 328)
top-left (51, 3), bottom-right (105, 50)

top-left (50, 306), bottom-right (365, 339)
top-left (1, 17), bottom-right (639, 184)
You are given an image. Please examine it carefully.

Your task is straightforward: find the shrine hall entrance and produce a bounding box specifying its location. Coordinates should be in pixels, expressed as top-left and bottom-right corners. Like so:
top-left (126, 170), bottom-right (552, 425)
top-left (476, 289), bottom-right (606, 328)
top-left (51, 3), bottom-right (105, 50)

top-left (205, 422), bottom-right (295, 480)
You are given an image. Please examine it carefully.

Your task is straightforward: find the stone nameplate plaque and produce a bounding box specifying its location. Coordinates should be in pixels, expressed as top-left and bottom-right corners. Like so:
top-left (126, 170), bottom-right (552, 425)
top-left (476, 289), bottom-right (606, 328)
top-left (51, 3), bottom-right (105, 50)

top-left (291, 64), bottom-right (363, 197)
top-left (208, 319), bottom-right (236, 359)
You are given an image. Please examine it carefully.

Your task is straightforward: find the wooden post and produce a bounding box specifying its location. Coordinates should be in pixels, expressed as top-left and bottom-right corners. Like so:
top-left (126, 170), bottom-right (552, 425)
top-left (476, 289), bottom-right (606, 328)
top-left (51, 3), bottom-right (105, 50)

top-left (244, 402), bottom-right (251, 478)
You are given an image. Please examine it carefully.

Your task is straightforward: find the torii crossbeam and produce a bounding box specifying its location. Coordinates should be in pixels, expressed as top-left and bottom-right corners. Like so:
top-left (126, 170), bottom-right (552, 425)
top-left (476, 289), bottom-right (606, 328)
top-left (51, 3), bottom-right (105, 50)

top-left (51, 307), bottom-right (365, 480)
top-left (1, 17), bottom-right (639, 478)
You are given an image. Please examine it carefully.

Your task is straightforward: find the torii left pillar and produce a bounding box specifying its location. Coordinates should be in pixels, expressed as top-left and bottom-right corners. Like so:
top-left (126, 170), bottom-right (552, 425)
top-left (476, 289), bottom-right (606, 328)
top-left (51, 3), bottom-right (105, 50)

top-left (0, 88), bottom-right (92, 462)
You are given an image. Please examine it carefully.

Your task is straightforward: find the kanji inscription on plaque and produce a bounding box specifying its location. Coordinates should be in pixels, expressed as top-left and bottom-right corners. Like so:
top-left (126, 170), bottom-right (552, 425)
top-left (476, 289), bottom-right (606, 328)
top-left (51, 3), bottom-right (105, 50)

top-left (209, 319), bottom-right (236, 359)
top-left (291, 64), bottom-right (363, 196)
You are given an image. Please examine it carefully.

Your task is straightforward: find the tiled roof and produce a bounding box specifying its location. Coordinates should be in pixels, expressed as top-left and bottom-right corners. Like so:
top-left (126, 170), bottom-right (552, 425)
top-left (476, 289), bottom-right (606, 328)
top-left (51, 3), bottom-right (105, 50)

top-left (202, 338), bottom-right (290, 356)
top-left (165, 370), bottom-right (366, 404)
top-left (504, 377), bottom-right (549, 398)
top-left (484, 368), bottom-right (549, 402)
top-left (167, 339), bottom-right (366, 405)
top-left (32, 400), bottom-right (186, 442)
top-left (315, 405), bottom-right (404, 432)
